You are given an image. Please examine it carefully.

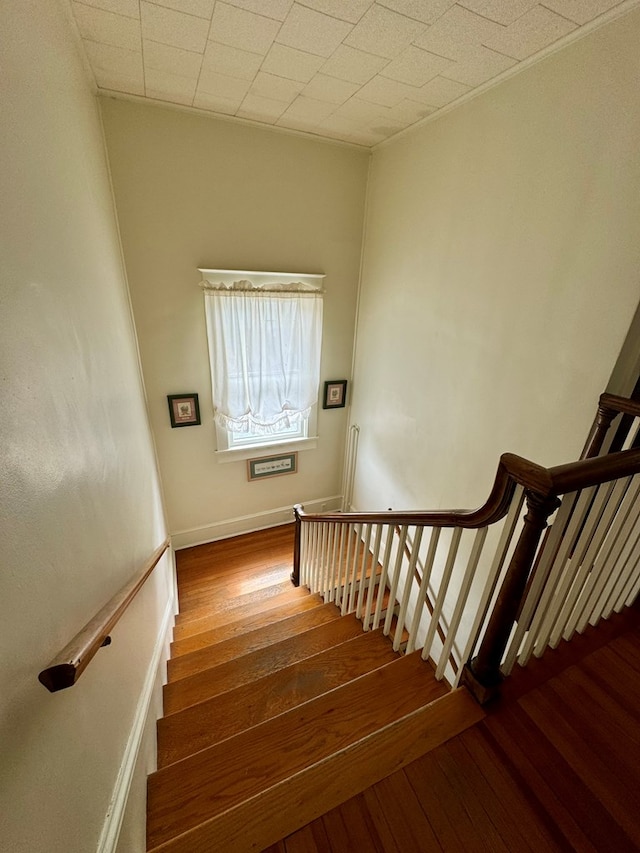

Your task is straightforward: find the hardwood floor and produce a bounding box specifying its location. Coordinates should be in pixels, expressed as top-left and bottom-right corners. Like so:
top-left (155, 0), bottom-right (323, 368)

top-left (267, 611), bottom-right (640, 852)
top-left (149, 524), bottom-right (480, 852)
top-left (151, 524), bottom-right (639, 852)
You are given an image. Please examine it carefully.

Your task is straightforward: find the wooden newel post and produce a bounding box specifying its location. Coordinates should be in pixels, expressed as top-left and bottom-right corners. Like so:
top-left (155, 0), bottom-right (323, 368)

top-left (291, 506), bottom-right (302, 587)
top-left (462, 489), bottom-right (560, 704)
top-left (581, 402), bottom-right (618, 459)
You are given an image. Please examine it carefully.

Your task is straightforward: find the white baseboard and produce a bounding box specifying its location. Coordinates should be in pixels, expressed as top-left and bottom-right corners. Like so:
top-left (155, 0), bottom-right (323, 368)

top-left (96, 592), bottom-right (175, 853)
top-left (171, 495), bottom-right (342, 550)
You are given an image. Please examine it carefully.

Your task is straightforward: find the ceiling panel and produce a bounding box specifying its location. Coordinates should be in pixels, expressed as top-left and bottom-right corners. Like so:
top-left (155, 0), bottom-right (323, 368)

top-left (69, 0), bottom-right (638, 148)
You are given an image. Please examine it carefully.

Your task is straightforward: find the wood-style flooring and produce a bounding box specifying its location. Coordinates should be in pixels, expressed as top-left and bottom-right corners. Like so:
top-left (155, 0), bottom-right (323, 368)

top-left (160, 524), bottom-right (639, 853)
top-left (266, 605), bottom-right (640, 851)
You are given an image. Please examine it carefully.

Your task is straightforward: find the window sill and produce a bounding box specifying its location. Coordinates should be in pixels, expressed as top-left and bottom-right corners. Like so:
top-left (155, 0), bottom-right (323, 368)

top-left (215, 436), bottom-right (318, 463)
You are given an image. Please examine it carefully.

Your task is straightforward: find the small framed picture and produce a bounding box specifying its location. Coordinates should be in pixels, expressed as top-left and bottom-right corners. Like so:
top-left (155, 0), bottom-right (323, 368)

top-left (167, 393), bottom-right (201, 428)
top-left (247, 452), bottom-right (298, 481)
top-left (323, 380), bottom-right (347, 409)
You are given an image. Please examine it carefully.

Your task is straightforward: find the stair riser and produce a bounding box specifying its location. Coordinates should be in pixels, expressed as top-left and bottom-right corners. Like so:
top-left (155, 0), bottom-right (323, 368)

top-left (147, 690), bottom-right (483, 853)
top-left (171, 595), bottom-right (324, 656)
top-left (173, 588), bottom-right (310, 637)
top-left (163, 616), bottom-right (366, 715)
top-left (167, 604), bottom-right (341, 682)
top-left (157, 631), bottom-right (400, 768)
top-left (148, 653), bottom-right (448, 848)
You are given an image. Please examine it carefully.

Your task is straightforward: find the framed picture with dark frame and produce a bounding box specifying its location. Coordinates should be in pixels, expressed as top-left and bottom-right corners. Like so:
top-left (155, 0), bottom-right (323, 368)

top-left (323, 380), bottom-right (347, 409)
top-left (167, 393), bottom-right (201, 428)
top-left (247, 451), bottom-right (298, 481)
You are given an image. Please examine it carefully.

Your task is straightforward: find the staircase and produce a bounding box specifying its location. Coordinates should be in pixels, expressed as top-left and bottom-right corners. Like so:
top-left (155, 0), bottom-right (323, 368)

top-left (146, 526), bottom-right (483, 852)
top-left (266, 608), bottom-right (640, 851)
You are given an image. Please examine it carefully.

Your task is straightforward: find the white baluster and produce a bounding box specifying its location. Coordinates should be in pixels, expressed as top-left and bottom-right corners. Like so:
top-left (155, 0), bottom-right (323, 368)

top-left (363, 525), bottom-right (384, 631)
top-left (435, 527), bottom-right (488, 680)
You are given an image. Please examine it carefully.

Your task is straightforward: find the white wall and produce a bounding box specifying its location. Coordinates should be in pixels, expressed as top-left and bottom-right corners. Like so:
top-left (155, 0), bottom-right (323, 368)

top-left (0, 3), bottom-right (171, 852)
top-left (100, 99), bottom-right (369, 547)
top-left (351, 7), bottom-right (640, 515)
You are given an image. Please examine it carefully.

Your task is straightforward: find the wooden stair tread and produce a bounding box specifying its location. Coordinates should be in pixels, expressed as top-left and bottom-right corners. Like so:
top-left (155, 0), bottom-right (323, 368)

top-left (157, 630), bottom-right (401, 768)
top-left (177, 563), bottom-right (293, 609)
top-left (163, 615), bottom-right (366, 715)
top-left (171, 593), bottom-right (325, 655)
top-left (167, 603), bottom-right (341, 682)
top-left (176, 578), bottom-right (296, 624)
top-left (175, 581), bottom-right (305, 626)
top-left (148, 651), bottom-right (450, 848)
top-left (147, 687), bottom-right (482, 852)
top-left (173, 586), bottom-right (311, 636)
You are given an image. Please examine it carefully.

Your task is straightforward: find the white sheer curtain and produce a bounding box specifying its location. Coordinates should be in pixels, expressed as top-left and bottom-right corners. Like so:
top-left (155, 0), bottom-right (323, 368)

top-left (203, 281), bottom-right (323, 435)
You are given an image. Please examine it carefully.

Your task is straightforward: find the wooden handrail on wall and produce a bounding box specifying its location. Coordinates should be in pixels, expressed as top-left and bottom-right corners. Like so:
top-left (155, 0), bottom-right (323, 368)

top-left (38, 538), bottom-right (171, 693)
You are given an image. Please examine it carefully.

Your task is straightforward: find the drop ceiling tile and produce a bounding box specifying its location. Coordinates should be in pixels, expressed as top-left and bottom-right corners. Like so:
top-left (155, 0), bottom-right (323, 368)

top-left (72, 3), bottom-right (141, 50)
top-left (75, 0), bottom-right (139, 18)
top-left (276, 114), bottom-right (322, 133)
top-left (147, 0), bottom-right (215, 19)
top-left (210, 2), bottom-right (280, 55)
top-left (145, 68), bottom-right (198, 102)
top-left (143, 40), bottom-right (203, 77)
top-left (317, 113), bottom-right (364, 135)
top-left (344, 4), bottom-right (426, 59)
top-left (320, 44), bottom-right (388, 84)
top-left (193, 90), bottom-right (244, 113)
top-left (543, 0), bottom-right (624, 25)
top-left (442, 44), bottom-right (516, 86)
top-left (141, 3), bottom-right (209, 52)
top-left (414, 5), bottom-right (506, 59)
top-left (198, 69), bottom-right (253, 98)
top-left (387, 97), bottom-right (437, 122)
top-left (316, 113), bottom-right (383, 144)
top-left (376, 0), bottom-right (457, 24)
top-left (249, 71), bottom-right (305, 102)
top-left (381, 45), bottom-right (453, 86)
top-left (367, 115), bottom-right (406, 138)
top-left (279, 95), bottom-right (337, 121)
top-left (202, 41), bottom-right (264, 81)
top-left (237, 93), bottom-right (289, 122)
top-left (84, 41), bottom-right (144, 93)
top-left (332, 96), bottom-right (390, 122)
top-left (412, 75), bottom-right (471, 106)
top-left (357, 74), bottom-right (420, 107)
top-left (223, 0), bottom-right (293, 21)
top-left (261, 44), bottom-right (325, 83)
top-left (482, 5), bottom-right (577, 59)
top-left (457, 0), bottom-right (539, 25)
top-left (302, 73), bottom-right (360, 104)
top-left (296, 0), bottom-right (374, 24)
top-left (276, 5), bottom-right (353, 57)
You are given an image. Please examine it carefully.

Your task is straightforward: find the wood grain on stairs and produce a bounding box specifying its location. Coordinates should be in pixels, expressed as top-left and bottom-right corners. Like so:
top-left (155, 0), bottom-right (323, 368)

top-left (175, 578), bottom-right (295, 624)
top-left (269, 621), bottom-right (640, 853)
top-left (150, 526), bottom-right (486, 853)
top-left (157, 629), bottom-right (401, 768)
top-left (147, 651), bottom-right (464, 850)
top-left (171, 593), bottom-right (325, 655)
top-left (173, 586), bottom-right (311, 636)
top-left (167, 603), bottom-right (341, 682)
top-left (148, 688), bottom-right (482, 853)
top-left (163, 614), bottom-right (366, 715)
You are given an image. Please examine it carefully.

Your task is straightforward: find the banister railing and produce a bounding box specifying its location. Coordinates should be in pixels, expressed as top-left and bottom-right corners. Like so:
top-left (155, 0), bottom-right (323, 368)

top-left (293, 394), bottom-right (640, 702)
top-left (38, 537), bottom-right (171, 692)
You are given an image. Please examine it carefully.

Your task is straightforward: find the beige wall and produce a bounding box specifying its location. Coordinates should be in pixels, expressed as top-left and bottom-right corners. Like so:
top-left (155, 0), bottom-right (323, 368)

top-left (101, 99), bottom-right (369, 547)
top-left (351, 7), bottom-right (640, 514)
top-left (0, 3), bottom-right (171, 852)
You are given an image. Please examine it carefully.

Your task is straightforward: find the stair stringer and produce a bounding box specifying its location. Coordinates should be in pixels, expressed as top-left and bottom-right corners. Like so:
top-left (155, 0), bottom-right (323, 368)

top-left (147, 686), bottom-right (484, 853)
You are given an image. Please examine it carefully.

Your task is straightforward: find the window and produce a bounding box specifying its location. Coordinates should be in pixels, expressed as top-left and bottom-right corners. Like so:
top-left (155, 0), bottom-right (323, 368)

top-left (200, 269), bottom-right (324, 455)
